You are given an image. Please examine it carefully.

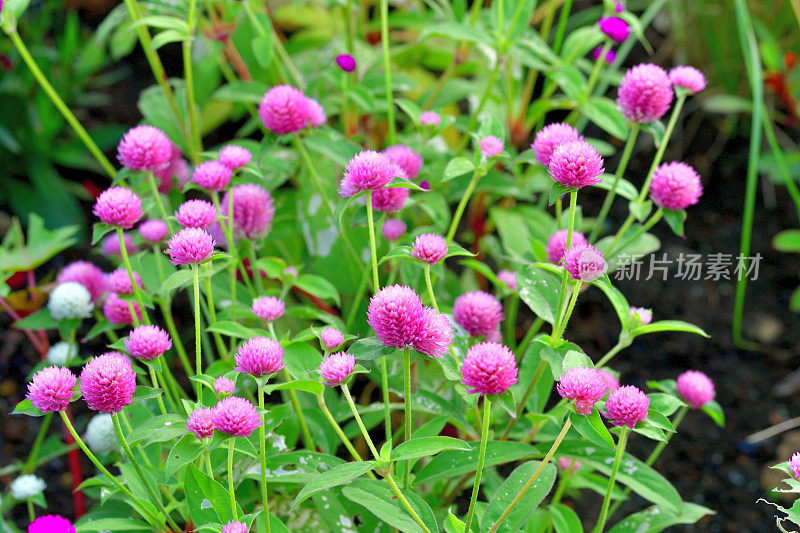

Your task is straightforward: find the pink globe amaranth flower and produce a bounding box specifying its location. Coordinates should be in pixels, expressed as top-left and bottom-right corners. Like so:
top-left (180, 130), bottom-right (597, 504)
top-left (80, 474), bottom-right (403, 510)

top-left (166, 228), bottom-right (215, 265)
top-left (138, 219), bottom-right (169, 243)
top-left (235, 337), bottom-right (284, 377)
top-left (319, 352), bottom-right (355, 386)
top-left (412, 307), bottom-right (453, 358)
top-left (367, 285), bottom-right (425, 348)
top-left (27, 366), bottom-right (77, 413)
top-left (57, 261), bottom-right (107, 302)
top-left (411, 233), bottom-right (448, 265)
top-left (213, 396), bottom-right (262, 437)
top-left (557, 457), bottom-right (581, 473)
top-left (649, 161), bottom-right (703, 211)
top-left (603, 385), bottom-right (650, 428)
top-left (192, 160), bottom-right (232, 192)
top-left (557, 367), bottom-right (607, 416)
top-left (421, 181), bottom-right (431, 190)
top-left (480, 135), bottom-right (504, 158)
top-left (222, 520), bottom-right (249, 533)
top-left (101, 232), bottom-right (137, 258)
top-left (340, 150), bottom-right (399, 197)
top-left (629, 306), bottom-right (652, 325)
top-left (221, 183), bottom-right (275, 239)
top-left (599, 16), bottom-right (630, 43)
top-left (532, 123), bottom-right (582, 168)
top-left (219, 145), bottom-right (253, 170)
top-left (336, 54), bottom-right (356, 72)
top-left (214, 376), bottom-right (235, 396)
top-left (320, 327), bottom-right (345, 351)
top-left (597, 369), bottom-right (620, 391)
top-left (187, 407), bottom-right (215, 439)
top-left (371, 186), bottom-right (409, 213)
top-left (615, 0), bottom-right (626, 12)
top-left (176, 199), bottom-right (217, 229)
top-left (154, 146), bottom-right (188, 192)
top-left (676, 370), bottom-right (715, 409)
top-left (306, 97), bottom-right (327, 127)
top-left (419, 111), bottom-right (441, 127)
top-left (618, 63), bottom-right (674, 124)
top-left (117, 125), bottom-right (172, 172)
top-left (251, 296), bottom-right (284, 322)
top-left (102, 293), bottom-right (142, 325)
top-left (93, 187), bottom-right (143, 229)
top-left (383, 145), bottom-right (423, 180)
top-left (563, 243), bottom-right (607, 281)
top-left (591, 46), bottom-right (617, 63)
top-left (382, 219), bottom-right (407, 241)
top-left (124, 325), bottom-right (172, 360)
top-left (453, 291), bottom-right (504, 337)
top-left (28, 515), bottom-right (75, 533)
top-left (461, 341), bottom-right (518, 396)
top-left (497, 269), bottom-right (517, 291)
top-left (80, 353), bottom-right (136, 413)
top-left (669, 66), bottom-right (707, 94)
top-left (107, 268), bottom-right (141, 295)
top-left (790, 452), bottom-right (800, 482)
top-left (548, 140), bottom-right (605, 188)
top-left (259, 85), bottom-right (313, 135)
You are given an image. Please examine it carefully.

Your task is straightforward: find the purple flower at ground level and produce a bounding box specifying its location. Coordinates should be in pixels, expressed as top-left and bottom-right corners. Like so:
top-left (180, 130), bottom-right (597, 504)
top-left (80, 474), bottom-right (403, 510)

top-left (548, 140), bottom-right (605, 188)
top-left (382, 219), bottom-right (406, 241)
top-left (336, 54), bottom-right (356, 72)
top-left (649, 161), bottom-right (703, 211)
top-left (669, 66), bottom-right (707, 94)
top-left (28, 515), bottom-right (75, 533)
top-left (187, 407), bottom-right (215, 439)
top-left (453, 291), bottom-right (504, 337)
top-left (383, 145), bottom-right (423, 180)
top-left (57, 261), bottom-right (107, 302)
top-left (27, 367), bottom-right (77, 413)
top-left (676, 370), bottom-right (715, 409)
top-left (419, 111), bottom-right (441, 127)
top-left (367, 285), bottom-right (424, 348)
top-left (192, 160), bottom-right (232, 192)
top-left (599, 16), bottom-right (630, 43)
top-left (176, 199), bottom-right (217, 229)
top-left (138, 219), bottom-right (169, 243)
top-left (221, 183), bottom-right (275, 239)
top-left (411, 233), bottom-right (448, 265)
top-left (124, 325), bottom-right (172, 360)
top-left (93, 187), bottom-right (142, 229)
top-left (251, 296), bottom-right (284, 323)
top-left (213, 397), bottom-right (262, 437)
top-left (235, 337), bottom-right (284, 377)
top-left (562, 243), bottom-right (607, 281)
top-left (532, 123), bottom-right (582, 168)
top-left (557, 367), bottom-right (607, 415)
top-left (319, 352), bottom-right (355, 386)
top-left (166, 228), bottom-right (215, 265)
top-left (603, 385), bottom-right (650, 428)
top-left (479, 135), bottom-right (504, 158)
top-left (80, 353), bottom-right (136, 413)
top-left (340, 151), bottom-right (400, 197)
top-left (461, 342), bottom-right (518, 395)
top-left (618, 63), bottom-right (674, 124)
top-left (219, 145), bottom-right (253, 170)
top-left (117, 125), bottom-right (172, 172)
top-left (412, 307), bottom-right (453, 358)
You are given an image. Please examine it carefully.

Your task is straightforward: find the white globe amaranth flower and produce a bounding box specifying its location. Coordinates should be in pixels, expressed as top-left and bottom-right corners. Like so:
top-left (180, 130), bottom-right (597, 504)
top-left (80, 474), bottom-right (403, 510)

top-left (10, 474), bottom-right (46, 500)
top-left (48, 282), bottom-right (94, 320)
top-left (85, 414), bottom-right (117, 455)
top-left (47, 341), bottom-right (78, 365)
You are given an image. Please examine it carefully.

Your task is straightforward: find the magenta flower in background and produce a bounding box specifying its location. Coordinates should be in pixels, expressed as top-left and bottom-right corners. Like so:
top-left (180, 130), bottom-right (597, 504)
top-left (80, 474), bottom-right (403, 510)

top-left (371, 186), bottom-right (409, 212)
top-left (615, 0), bottom-right (626, 12)
top-left (557, 367), bottom-right (608, 415)
top-left (335, 54), bottom-right (356, 72)
top-left (107, 268), bottom-right (141, 295)
top-left (669, 66), bottom-right (707, 94)
top-left (319, 352), bottom-right (355, 386)
top-left (221, 183), bottom-right (275, 239)
top-left (591, 46), bottom-right (617, 63)
top-left (367, 285), bottom-right (425, 348)
top-left (101, 232), bottom-right (137, 258)
top-left (599, 16), bottom-right (630, 43)
top-left (138, 219), bottom-right (169, 243)
top-left (649, 161), bottom-right (703, 211)
top-left (557, 457), bottom-right (581, 473)
top-left (629, 306), bottom-right (652, 325)
top-left (603, 385), bottom-right (650, 428)
top-left (791, 453), bottom-right (800, 482)
top-left (221, 521), bottom-right (249, 533)
top-left (453, 291), bottom-right (504, 337)
top-left (214, 377), bottom-right (235, 396)
top-left (461, 341), bottom-right (518, 395)
top-left (176, 199), bottom-right (217, 229)
top-left (251, 296), bottom-right (284, 323)
top-left (192, 160), bottom-right (232, 192)
top-left (411, 233), bottom-right (448, 265)
top-left (383, 145), bottom-right (423, 180)
top-left (676, 370), bottom-right (715, 409)
top-left (548, 140), bottom-right (605, 188)
top-left (497, 269), bottom-right (517, 291)
top-left (125, 325), bottom-right (172, 360)
top-left (419, 110), bottom-right (441, 127)
top-left (102, 293), bottom-right (142, 325)
top-left (485, 328), bottom-right (502, 343)
top-left (235, 337), bottom-right (284, 377)
top-left (57, 261), bottom-right (107, 302)
top-left (618, 63), bottom-right (674, 124)
top-left (532, 123), bottom-right (582, 168)
top-left (187, 407), bottom-right (216, 439)
top-left (219, 145), bottom-right (253, 170)
top-left (166, 228), bottom-right (215, 265)
top-left (153, 145), bottom-right (189, 192)
top-left (320, 327), bottom-right (345, 352)
top-left (306, 97), bottom-right (327, 127)
top-left (340, 150), bottom-right (400, 197)
top-left (597, 369), bottom-right (620, 391)
top-left (212, 396), bottom-right (262, 437)
top-left (117, 125), bottom-right (172, 172)
top-left (27, 367), bottom-right (77, 413)
top-left (93, 187), bottom-right (142, 229)
top-left (381, 219), bottom-right (407, 241)
top-left (80, 353), bottom-right (136, 413)
top-left (259, 85), bottom-right (312, 135)
top-left (479, 135), bottom-right (505, 158)
top-left (563, 243), bottom-right (606, 281)
top-left (412, 307), bottom-right (453, 358)
top-left (28, 515), bottom-right (75, 533)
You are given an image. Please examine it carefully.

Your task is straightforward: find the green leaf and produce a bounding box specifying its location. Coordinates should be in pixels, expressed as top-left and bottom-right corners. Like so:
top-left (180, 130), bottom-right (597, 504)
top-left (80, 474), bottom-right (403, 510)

top-left (74, 518), bottom-right (154, 531)
top-left (12, 308), bottom-right (58, 331)
top-left (294, 274), bottom-right (341, 305)
top-left (550, 503), bottom-right (584, 533)
top-left (342, 485), bottom-right (424, 533)
top-left (662, 209), bottom-right (686, 237)
top-left (539, 346), bottom-right (563, 379)
top-left (130, 386), bottom-right (163, 406)
top-left (593, 175), bottom-right (639, 201)
top-left (291, 461), bottom-right (375, 509)
top-left (391, 436), bottom-right (471, 462)
top-left (251, 33), bottom-right (273, 68)
top-left (628, 200), bottom-right (652, 222)
top-left (91, 222), bottom-right (115, 245)
top-left (127, 414), bottom-right (187, 445)
top-left (212, 81), bottom-right (269, 104)
top-left (131, 15), bottom-right (188, 33)
top-left (583, 97), bottom-right (629, 140)
top-left (414, 441), bottom-right (538, 485)
top-left (206, 321), bottom-right (263, 340)
top-left (518, 267), bottom-right (561, 324)
top-left (419, 21), bottom-right (493, 44)
top-left (590, 275), bottom-right (630, 328)
top-left (443, 157), bottom-right (475, 182)
top-left (445, 243), bottom-right (476, 259)
top-left (562, 350), bottom-right (594, 375)
top-left (607, 502), bottom-right (714, 532)
top-left (492, 389), bottom-right (517, 418)
top-left (773, 230), bottom-right (800, 252)
top-left (630, 320), bottom-right (709, 338)
top-left (549, 182), bottom-right (578, 206)
top-left (164, 434), bottom-right (205, 478)
top-left (263, 379), bottom-right (324, 397)
top-left (184, 464), bottom-right (241, 527)
top-left (481, 460), bottom-right (557, 532)
top-left (11, 399), bottom-right (45, 417)
top-left (152, 29), bottom-right (190, 50)
top-left (160, 269), bottom-right (194, 301)
top-left (569, 409), bottom-right (614, 449)
top-left (647, 393), bottom-right (685, 417)
top-left (444, 508), bottom-right (466, 533)
top-left (348, 337), bottom-right (395, 361)
top-left (701, 400), bottom-right (725, 427)
top-left (0, 214), bottom-right (79, 272)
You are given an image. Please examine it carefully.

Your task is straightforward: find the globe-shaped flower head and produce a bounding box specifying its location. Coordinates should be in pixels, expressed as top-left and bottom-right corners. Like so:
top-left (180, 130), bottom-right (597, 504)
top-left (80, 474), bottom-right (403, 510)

top-left (562, 243), bottom-right (607, 281)
top-left (479, 135), bottom-right (504, 158)
top-left (85, 414), bottom-right (117, 455)
top-left (102, 232), bottom-right (137, 258)
top-left (557, 458), bottom-right (581, 474)
top-left (618, 63), bottom-right (673, 124)
top-left (192, 160), bottom-right (232, 192)
top-left (176, 199), bottom-right (217, 229)
top-left (27, 366), bottom-right (77, 413)
top-left (497, 270), bottom-right (517, 291)
top-left (603, 385), bottom-right (649, 428)
top-left (124, 325), bottom-right (172, 360)
top-left (649, 161), bottom-right (702, 211)
top-left (11, 474), bottom-right (46, 500)
top-left (419, 111), bottom-right (441, 127)
top-left (319, 352), bottom-right (355, 386)
top-left (412, 307), bottom-right (453, 358)
top-left (453, 291), bottom-right (504, 337)
top-left (93, 187), bottom-right (142, 228)
top-left (235, 337), bottom-right (284, 377)
top-left (592, 47), bottom-right (616, 63)
top-left (102, 293), bottom-right (142, 325)
top-left (461, 342), bottom-right (518, 395)
top-left (212, 396), bottom-right (262, 437)
top-left (676, 370), bottom-right (715, 409)
top-left (57, 261), bottom-right (107, 302)
top-left (340, 151), bottom-right (400, 197)
top-left (791, 453), bottom-right (800, 482)
top-left (306, 97), bottom-right (327, 127)
top-left (187, 407), bottom-right (216, 439)
top-left (320, 327), bottom-right (345, 352)
top-left (80, 353), bottom-right (136, 413)
top-left (219, 145), bottom-right (253, 170)
top-left (259, 85), bottom-right (313, 135)
top-left (28, 515), bottom-right (75, 533)
top-left (214, 377), bottom-right (235, 397)
top-left (597, 369), bottom-right (620, 391)
top-left (221, 184), bottom-right (275, 239)
top-left (48, 282), bottom-right (93, 320)
top-left (251, 296), bottom-right (284, 323)
top-left (557, 367), bottom-right (607, 415)
top-left (599, 16), bottom-right (630, 43)
top-left (532, 123), bottom-right (582, 168)
top-left (222, 521), bottom-right (249, 533)
top-left (336, 54), bottom-right (356, 72)
top-left (107, 268), bottom-right (141, 295)
top-left (383, 145), bottom-right (423, 180)
top-left (382, 219), bottom-right (406, 241)
top-left (548, 140), bottom-right (605, 188)
top-left (411, 233), bottom-right (448, 265)
top-left (367, 285), bottom-right (425, 348)
top-left (138, 219), bottom-right (169, 243)
top-left (47, 342), bottom-right (77, 366)
top-left (117, 125), bottom-right (172, 171)
top-left (371, 186), bottom-right (409, 213)
top-left (166, 228), bottom-right (215, 265)
top-left (669, 66), bottom-right (707, 94)
top-left (629, 307), bottom-right (652, 325)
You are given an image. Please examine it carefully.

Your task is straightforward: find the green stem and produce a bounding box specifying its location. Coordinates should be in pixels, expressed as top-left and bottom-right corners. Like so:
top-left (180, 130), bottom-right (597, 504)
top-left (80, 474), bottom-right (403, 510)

top-left (593, 427), bottom-right (629, 533)
top-left (384, 472), bottom-right (432, 533)
top-left (258, 387), bottom-right (272, 533)
top-left (318, 394), bottom-right (361, 461)
top-left (381, 357), bottom-right (393, 445)
top-left (147, 365), bottom-right (168, 416)
top-left (204, 273), bottom-right (229, 360)
top-left (160, 299), bottom-right (194, 378)
top-left (345, 0), bottom-right (356, 52)
top-left (565, 40), bottom-right (611, 124)
top-left (26, 500), bottom-right (35, 523)
top-left (552, 279), bottom-right (581, 341)
top-left (551, 0), bottom-right (573, 54)
top-left (457, 63), bottom-right (502, 151)
top-left (446, 169), bottom-right (483, 243)
top-left (550, 192), bottom-right (577, 343)
top-left (192, 264), bottom-right (202, 397)
top-left (117, 228), bottom-right (151, 324)
top-left (595, 338), bottom-right (630, 369)
top-left (379, 0), bottom-right (396, 144)
top-left (23, 413), bottom-right (52, 473)
top-left (402, 350), bottom-right (413, 488)
top-left (183, 0), bottom-right (202, 160)
top-left (423, 264), bottom-right (438, 310)
top-left (3, 28), bottom-right (117, 179)
top-left (228, 438), bottom-right (238, 520)
top-left (366, 190), bottom-right (380, 293)
top-left (284, 368), bottom-right (316, 450)
top-left (501, 360), bottom-right (546, 440)
top-left (517, 317), bottom-right (544, 356)
top-left (341, 384), bottom-right (380, 459)
top-left (146, 172), bottom-right (175, 234)
top-left (345, 265), bottom-right (371, 331)
top-left (607, 208), bottom-right (663, 258)
top-left (504, 293), bottom-right (519, 349)
top-left (464, 398), bottom-right (492, 533)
